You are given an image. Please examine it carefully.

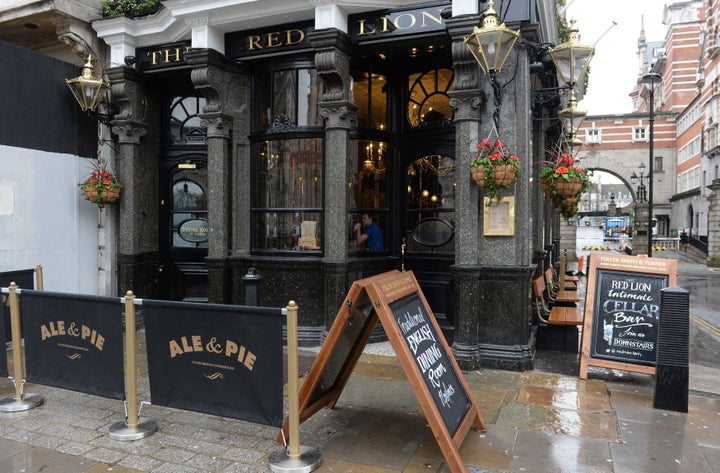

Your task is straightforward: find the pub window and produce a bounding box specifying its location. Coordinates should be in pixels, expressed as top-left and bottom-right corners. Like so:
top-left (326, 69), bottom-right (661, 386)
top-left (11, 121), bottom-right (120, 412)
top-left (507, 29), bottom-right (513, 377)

top-left (347, 139), bottom-right (389, 251)
top-left (408, 68), bottom-right (454, 128)
top-left (253, 67), bottom-right (322, 131)
top-left (169, 96), bottom-right (207, 145)
top-left (350, 70), bottom-right (387, 129)
top-left (251, 138), bottom-right (323, 252)
top-left (406, 155), bottom-right (455, 254)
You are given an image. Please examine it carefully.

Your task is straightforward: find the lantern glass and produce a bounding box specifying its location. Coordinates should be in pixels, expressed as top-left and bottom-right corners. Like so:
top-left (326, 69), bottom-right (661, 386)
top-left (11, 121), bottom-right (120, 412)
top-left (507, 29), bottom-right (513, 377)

top-left (548, 19), bottom-right (594, 86)
top-left (466, 26), bottom-right (519, 75)
top-left (66, 56), bottom-right (109, 112)
top-left (463, 1), bottom-right (519, 75)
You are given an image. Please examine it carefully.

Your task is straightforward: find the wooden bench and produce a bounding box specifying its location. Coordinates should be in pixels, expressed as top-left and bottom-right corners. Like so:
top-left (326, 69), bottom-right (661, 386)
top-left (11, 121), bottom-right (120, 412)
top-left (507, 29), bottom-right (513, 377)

top-left (559, 254), bottom-right (580, 287)
top-left (544, 268), bottom-right (576, 300)
top-left (532, 277), bottom-right (582, 326)
top-left (532, 276), bottom-right (583, 353)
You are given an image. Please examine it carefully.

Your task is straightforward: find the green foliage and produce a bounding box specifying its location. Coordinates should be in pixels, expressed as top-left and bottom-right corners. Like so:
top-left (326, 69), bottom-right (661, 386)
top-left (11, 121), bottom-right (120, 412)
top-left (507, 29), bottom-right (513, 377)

top-left (556, 0), bottom-right (569, 43)
top-left (471, 139), bottom-right (521, 204)
top-left (102, 0), bottom-right (157, 17)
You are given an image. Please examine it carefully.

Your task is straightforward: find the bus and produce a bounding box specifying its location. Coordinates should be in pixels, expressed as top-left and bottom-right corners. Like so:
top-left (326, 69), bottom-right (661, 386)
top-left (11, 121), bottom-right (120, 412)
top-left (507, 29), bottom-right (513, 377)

top-left (604, 217), bottom-right (627, 238)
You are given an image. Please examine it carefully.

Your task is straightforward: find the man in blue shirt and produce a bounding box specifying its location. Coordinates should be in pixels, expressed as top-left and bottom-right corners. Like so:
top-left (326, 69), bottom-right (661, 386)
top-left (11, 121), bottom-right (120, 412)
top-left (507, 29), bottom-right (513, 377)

top-left (355, 213), bottom-right (384, 250)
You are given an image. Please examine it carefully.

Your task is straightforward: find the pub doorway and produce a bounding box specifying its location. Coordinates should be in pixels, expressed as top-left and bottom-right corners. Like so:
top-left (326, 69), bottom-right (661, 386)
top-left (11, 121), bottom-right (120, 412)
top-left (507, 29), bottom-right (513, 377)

top-left (400, 144), bottom-right (456, 340)
top-left (158, 156), bottom-right (209, 301)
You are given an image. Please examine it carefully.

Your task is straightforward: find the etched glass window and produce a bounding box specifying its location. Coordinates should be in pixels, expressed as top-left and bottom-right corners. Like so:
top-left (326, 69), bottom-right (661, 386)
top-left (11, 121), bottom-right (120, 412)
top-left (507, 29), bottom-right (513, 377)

top-left (169, 96), bottom-right (207, 144)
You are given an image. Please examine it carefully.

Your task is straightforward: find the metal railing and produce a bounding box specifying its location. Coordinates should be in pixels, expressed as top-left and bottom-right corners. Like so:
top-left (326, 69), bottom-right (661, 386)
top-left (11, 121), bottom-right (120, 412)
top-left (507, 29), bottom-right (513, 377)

top-left (596, 237), bottom-right (680, 252)
top-left (682, 235), bottom-right (708, 255)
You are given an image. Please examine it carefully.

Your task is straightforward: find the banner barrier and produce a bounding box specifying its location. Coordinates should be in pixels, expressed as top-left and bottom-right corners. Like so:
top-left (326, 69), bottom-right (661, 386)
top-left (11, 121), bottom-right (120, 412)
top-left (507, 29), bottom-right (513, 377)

top-left (2, 284), bottom-right (293, 442)
top-left (1, 265), bottom-right (42, 347)
top-left (143, 299), bottom-right (284, 426)
top-left (0, 284), bottom-right (44, 412)
top-left (21, 290), bottom-right (125, 399)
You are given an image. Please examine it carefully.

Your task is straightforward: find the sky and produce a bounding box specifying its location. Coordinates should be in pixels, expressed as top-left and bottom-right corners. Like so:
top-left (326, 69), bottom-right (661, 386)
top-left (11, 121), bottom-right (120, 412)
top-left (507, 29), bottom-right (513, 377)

top-left (565, 0), bottom-right (668, 115)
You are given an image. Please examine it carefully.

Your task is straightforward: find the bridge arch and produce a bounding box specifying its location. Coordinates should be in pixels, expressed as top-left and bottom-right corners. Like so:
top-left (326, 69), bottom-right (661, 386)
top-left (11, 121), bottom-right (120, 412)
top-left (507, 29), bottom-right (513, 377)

top-left (581, 151), bottom-right (640, 203)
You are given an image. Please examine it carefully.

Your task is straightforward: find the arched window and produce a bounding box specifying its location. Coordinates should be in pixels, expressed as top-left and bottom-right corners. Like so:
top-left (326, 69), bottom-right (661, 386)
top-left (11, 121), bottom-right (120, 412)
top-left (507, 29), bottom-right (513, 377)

top-left (169, 96), bottom-right (207, 145)
top-left (407, 68), bottom-right (454, 128)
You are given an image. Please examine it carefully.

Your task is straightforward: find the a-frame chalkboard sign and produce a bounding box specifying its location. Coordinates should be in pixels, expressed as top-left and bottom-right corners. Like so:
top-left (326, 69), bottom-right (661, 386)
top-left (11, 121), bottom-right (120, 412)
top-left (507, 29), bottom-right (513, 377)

top-left (579, 253), bottom-right (677, 379)
top-left (279, 270), bottom-right (486, 473)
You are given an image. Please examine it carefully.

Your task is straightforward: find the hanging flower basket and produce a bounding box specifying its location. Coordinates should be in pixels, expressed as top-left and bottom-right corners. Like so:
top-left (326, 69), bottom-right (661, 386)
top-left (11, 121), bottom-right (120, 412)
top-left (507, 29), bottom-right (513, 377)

top-left (470, 136), bottom-right (520, 204)
top-left (552, 195), bottom-right (580, 219)
top-left (471, 163), bottom-right (518, 187)
top-left (539, 152), bottom-right (591, 220)
top-left (78, 159), bottom-right (122, 209)
top-left (82, 185), bottom-right (121, 204)
top-left (554, 177), bottom-right (584, 197)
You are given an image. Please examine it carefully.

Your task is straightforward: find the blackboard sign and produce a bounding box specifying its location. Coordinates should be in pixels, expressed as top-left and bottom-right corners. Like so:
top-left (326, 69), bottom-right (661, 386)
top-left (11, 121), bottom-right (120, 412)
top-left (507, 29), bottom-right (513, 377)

top-left (307, 292), bottom-right (376, 410)
top-left (590, 270), bottom-right (666, 365)
top-left (389, 293), bottom-right (470, 436)
top-left (282, 270), bottom-right (485, 473)
top-left (580, 253), bottom-right (677, 378)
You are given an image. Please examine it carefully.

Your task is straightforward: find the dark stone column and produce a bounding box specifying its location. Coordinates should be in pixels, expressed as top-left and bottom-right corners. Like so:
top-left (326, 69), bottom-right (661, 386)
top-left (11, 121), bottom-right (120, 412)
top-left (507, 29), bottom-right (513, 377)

top-left (477, 265), bottom-right (535, 370)
top-left (446, 15), bottom-right (484, 367)
top-left (310, 29), bottom-right (357, 330)
top-left (447, 16), bottom-right (536, 370)
top-left (186, 49), bottom-right (247, 303)
top-left (106, 66), bottom-right (157, 297)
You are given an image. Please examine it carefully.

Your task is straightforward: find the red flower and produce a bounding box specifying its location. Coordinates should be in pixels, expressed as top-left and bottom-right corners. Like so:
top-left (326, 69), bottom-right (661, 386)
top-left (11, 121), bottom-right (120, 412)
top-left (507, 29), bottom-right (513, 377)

top-left (510, 155), bottom-right (519, 162)
top-left (555, 166), bottom-right (569, 174)
top-left (558, 153), bottom-right (574, 167)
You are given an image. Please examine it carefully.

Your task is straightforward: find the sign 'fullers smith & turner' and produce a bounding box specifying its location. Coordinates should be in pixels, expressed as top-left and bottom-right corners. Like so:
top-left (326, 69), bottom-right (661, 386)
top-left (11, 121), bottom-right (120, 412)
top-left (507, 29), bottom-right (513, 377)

top-left (137, 5), bottom-right (449, 70)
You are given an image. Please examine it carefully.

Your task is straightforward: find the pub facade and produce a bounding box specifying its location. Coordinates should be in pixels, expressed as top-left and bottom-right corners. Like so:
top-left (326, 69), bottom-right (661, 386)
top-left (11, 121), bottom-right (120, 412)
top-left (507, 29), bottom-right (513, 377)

top-left (91, 0), bottom-right (564, 371)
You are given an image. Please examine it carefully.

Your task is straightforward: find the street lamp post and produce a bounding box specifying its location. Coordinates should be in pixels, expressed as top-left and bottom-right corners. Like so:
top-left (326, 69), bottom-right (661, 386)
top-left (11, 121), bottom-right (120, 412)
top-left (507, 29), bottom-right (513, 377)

top-left (630, 162), bottom-right (647, 203)
top-left (641, 72), bottom-right (662, 257)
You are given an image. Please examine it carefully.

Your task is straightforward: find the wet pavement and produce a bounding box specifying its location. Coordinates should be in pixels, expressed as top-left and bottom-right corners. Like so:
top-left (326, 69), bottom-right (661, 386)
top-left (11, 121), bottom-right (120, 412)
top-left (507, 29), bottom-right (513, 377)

top-left (0, 249), bottom-right (719, 472)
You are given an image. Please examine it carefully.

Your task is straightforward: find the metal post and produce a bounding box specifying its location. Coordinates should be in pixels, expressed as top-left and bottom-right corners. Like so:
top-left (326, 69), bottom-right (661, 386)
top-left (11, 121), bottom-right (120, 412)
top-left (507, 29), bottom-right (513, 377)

top-left (108, 291), bottom-right (157, 440)
top-left (243, 267), bottom-right (262, 306)
top-left (268, 301), bottom-right (322, 472)
top-left (654, 286), bottom-right (689, 412)
top-left (648, 87), bottom-right (654, 257)
top-left (0, 283), bottom-right (43, 412)
top-left (35, 264), bottom-right (43, 291)
top-left (641, 71), bottom-right (661, 257)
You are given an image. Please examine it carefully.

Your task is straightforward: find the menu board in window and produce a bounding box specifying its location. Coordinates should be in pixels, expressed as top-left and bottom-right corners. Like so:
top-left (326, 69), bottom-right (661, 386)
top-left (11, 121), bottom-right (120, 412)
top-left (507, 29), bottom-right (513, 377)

top-left (579, 253), bottom-right (677, 379)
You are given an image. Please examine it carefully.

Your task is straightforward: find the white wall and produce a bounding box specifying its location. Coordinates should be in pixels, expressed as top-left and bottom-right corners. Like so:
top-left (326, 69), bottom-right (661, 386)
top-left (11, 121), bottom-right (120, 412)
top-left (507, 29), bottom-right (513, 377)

top-left (0, 144), bottom-right (99, 294)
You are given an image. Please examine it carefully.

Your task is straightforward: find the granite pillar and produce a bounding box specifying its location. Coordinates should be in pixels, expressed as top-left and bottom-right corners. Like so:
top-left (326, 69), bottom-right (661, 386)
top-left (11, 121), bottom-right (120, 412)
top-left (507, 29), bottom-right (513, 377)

top-left (310, 29), bottom-right (358, 330)
top-left (186, 49), bottom-right (247, 303)
top-left (447, 16), bottom-right (535, 370)
top-left (106, 66), bottom-right (158, 298)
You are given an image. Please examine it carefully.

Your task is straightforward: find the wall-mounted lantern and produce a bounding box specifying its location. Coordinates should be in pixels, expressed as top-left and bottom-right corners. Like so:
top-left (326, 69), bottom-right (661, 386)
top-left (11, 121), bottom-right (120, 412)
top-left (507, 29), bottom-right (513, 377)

top-left (66, 55), bottom-right (114, 124)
